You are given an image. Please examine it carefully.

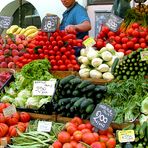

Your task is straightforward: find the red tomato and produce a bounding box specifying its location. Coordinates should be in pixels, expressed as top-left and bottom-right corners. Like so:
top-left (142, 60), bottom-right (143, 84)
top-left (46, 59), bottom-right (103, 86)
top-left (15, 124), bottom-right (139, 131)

top-left (20, 112), bottom-right (30, 123)
top-left (53, 46), bottom-right (59, 52)
top-left (140, 43), bottom-right (147, 48)
top-left (50, 59), bottom-right (56, 66)
top-left (99, 135), bottom-right (109, 143)
top-left (73, 131), bottom-right (82, 142)
top-left (85, 122), bottom-right (93, 131)
top-left (77, 124), bottom-right (86, 131)
top-left (76, 143), bottom-right (86, 148)
top-left (139, 38), bottom-right (146, 43)
top-left (60, 47), bottom-right (67, 53)
top-left (58, 131), bottom-right (71, 143)
top-left (55, 55), bottom-right (61, 61)
top-left (0, 103), bottom-right (6, 113)
top-left (132, 22), bottom-right (139, 29)
top-left (49, 36), bottom-right (55, 42)
top-left (115, 44), bottom-right (122, 51)
top-left (48, 50), bottom-right (55, 55)
top-left (101, 25), bottom-right (110, 34)
top-left (61, 55), bottom-right (67, 61)
top-left (131, 37), bottom-right (138, 44)
top-left (48, 45), bottom-right (53, 50)
top-left (70, 55), bottom-right (76, 60)
top-left (127, 41), bottom-right (134, 48)
top-left (58, 60), bottom-right (63, 65)
top-left (52, 140), bottom-right (62, 148)
top-left (52, 65), bottom-right (59, 71)
top-left (118, 48), bottom-right (125, 53)
top-left (134, 43), bottom-right (140, 50)
top-left (71, 117), bottom-right (82, 126)
top-left (52, 41), bottom-right (57, 46)
top-left (6, 112), bottom-right (19, 126)
top-left (96, 40), bottom-right (104, 49)
top-left (93, 132), bottom-right (99, 141)
top-left (140, 31), bottom-right (147, 38)
top-left (71, 60), bottom-right (77, 65)
top-left (107, 31), bottom-right (115, 37)
top-left (0, 113), bottom-right (6, 123)
top-left (106, 138), bottom-right (116, 148)
top-left (82, 132), bottom-right (96, 145)
top-left (132, 30), bottom-right (139, 37)
top-left (58, 40), bottom-right (64, 47)
top-left (70, 141), bottom-right (77, 148)
top-left (125, 50), bottom-right (132, 55)
top-left (65, 51), bottom-right (71, 57)
top-left (65, 122), bottom-right (77, 129)
top-left (59, 65), bottom-right (67, 71)
top-left (67, 125), bottom-right (77, 135)
top-left (63, 143), bottom-right (73, 148)
top-left (107, 126), bottom-right (113, 134)
top-left (81, 129), bottom-right (91, 134)
top-left (127, 28), bottom-right (134, 36)
top-left (49, 55), bottom-right (55, 60)
top-left (119, 33), bottom-right (126, 38)
top-left (91, 142), bottom-right (106, 148)
top-left (122, 44), bottom-right (127, 50)
top-left (115, 36), bottom-right (121, 43)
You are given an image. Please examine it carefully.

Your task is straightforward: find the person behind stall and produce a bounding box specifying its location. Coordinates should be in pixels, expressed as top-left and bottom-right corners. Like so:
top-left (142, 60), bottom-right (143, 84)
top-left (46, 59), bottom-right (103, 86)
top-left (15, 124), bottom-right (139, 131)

top-left (60, 0), bottom-right (91, 39)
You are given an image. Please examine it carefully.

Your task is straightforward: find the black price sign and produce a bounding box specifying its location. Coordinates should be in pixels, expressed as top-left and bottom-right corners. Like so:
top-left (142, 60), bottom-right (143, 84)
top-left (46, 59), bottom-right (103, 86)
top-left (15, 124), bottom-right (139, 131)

top-left (90, 104), bottom-right (115, 130)
top-left (41, 15), bottom-right (58, 32)
top-left (105, 13), bottom-right (123, 32)
top-left (0, 16), bottom-right (13, 29)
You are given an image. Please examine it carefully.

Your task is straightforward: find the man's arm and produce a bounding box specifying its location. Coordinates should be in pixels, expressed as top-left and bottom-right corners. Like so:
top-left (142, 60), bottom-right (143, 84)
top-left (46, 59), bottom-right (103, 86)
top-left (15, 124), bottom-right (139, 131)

top-left (65, 21), bottom-right (91, 33)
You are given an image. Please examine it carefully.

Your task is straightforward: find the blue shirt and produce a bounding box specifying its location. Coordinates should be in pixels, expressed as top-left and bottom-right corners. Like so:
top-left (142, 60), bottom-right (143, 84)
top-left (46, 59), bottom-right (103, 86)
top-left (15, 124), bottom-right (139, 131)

top-left (60, 2), bottom-right (90, 39)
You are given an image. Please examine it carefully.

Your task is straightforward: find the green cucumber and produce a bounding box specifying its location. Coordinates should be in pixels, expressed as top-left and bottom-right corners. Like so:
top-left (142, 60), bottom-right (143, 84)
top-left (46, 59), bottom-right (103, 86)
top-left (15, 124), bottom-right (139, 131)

top-left (58, 98), bottom-right (71, 105)
top-left (81, 84), bottom-right (96, 93)
top-left (72, 90), bottom-right (80, 96)
top-left (86, 104), bottom-right (95, 113)
top-left (80, 99), bottom-right (94, 110)
top-left (60, 75), bottom-right (75, 86)
top-left (70, 97), bottom-right (79, 103)
top-left (77, 80), bottom-right (91, 89)
top-left (94, 85), bottom-right (107, 93)
top-left (73, 97), bottom-right (86, 108)
top-left (69, 77), bottom-right (82, 85)
top-left (111, 57), bottom-right (119, 73)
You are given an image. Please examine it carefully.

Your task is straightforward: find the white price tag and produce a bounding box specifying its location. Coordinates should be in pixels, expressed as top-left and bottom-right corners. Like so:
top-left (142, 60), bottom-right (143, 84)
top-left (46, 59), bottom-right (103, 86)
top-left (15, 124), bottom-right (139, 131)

top-left (3, 105), bottom-right (16, 117)
top-left (37, 121), bottom-right (52, 132)
top-left (32, 79), bottom-right (57, 96)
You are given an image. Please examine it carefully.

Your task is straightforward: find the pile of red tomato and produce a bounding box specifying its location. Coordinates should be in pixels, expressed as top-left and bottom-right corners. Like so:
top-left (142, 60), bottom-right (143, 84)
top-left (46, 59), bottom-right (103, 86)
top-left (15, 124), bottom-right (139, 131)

top-left (96, 23), bottom-right (148, 55)
top-left (16, 30), bottom-right (82, 71)
top-left (52, 117), bottom-right (116, 148)
top-left (0, 103), bottom-right (30, 144)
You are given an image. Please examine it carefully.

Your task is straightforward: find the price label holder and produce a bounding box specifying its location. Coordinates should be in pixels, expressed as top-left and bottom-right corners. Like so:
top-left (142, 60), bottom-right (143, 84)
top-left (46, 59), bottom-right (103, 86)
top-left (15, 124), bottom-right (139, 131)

top-left (105, 13), bottom-right (123, 32)
top-left (90, 104), bottom-right (115, 130)
top-left (41, 15), bottom-right (58, 33)
top-left (0, 16), bottom-right (13, 29)
top-left (3, 105), bottom-right (16, 117)
top-left (118, 130), bottom-right (135, 143)
top-left (32, 79), bottom-right (57, 96)
top-left (140, 51), bottom-right (148, 61)
top-left (37, 121), bottom-right (52, 132)
top-left (83, 37), bottom-right (96, 48)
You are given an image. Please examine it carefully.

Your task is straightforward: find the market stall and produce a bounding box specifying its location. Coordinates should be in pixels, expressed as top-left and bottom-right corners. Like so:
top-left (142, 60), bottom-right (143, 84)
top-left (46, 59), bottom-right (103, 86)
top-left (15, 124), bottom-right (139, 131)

top-left (0, 0), bottom-right (148, 148)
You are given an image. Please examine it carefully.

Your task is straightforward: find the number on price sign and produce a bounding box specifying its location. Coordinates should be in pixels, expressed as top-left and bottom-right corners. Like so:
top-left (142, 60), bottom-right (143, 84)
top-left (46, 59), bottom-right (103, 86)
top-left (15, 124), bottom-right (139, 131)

top-left (41, 15), bottom-right (58, 32)
top-left (32, 79), bottom-right (57, 96)
top-left (105, 13), bottom-right (123, 32)
top-left (90, 104), bottom-right (115, 130)
top-left (0, 16), bottom-right (13, 29)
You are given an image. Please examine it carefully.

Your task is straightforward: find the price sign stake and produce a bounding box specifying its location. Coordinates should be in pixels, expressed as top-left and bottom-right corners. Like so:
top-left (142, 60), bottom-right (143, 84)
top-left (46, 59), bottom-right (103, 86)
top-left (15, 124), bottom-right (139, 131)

top-left (3, 105), bottom-right (17, 117)
top-left (32, 79), bottom-right (57, 96)
top-left (90, 104), bottom-right (115, 130)
top-left (140, 51), bottom-right (148, 61)
top-left (118, 130), bottom-right (135, 143)
top-left (105, 13), bottom-right (123, 32)
top-left (83, 37), bottom-right (96, 48)
top-left (41, 15), bottom-right (58, 32)
top-left (37, 121), bottom-right (52, 132)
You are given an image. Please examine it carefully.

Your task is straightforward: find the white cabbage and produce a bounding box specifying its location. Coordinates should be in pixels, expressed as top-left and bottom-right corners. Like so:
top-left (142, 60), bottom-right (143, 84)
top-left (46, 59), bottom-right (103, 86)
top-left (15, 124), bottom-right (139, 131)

top-left (97, 64), bottom-right (109, 72)
top-left (79, 68), bottom-right (90, 78)
top-left (101, 51), bottom-right (113, 61)
top-left (91, 58), bottom-right (103, 68)
top-left (80, 48), bottom-right (88, 56)
top-left (87, 48), bottom-right (99, 60)
top-left (102, 72), bottom-right (114, 81)
top-left (90, 70), bottom-right (102, 79)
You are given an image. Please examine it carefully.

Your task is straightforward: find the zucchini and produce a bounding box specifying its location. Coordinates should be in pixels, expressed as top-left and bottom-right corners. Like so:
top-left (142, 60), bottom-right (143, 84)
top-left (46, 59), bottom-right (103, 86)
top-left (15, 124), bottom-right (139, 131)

top-left (111, 57), bottom-right (119, 73)
top-left (73, 97), bottom-right (86, 108)
top-left (86, 104), bottom-right (95, 113)
top-left (69, 77), bottom-right (82, 85)
top-left (123, 143), bottom-right (133, 148)
top-left (72, 90), bottom-right (80, 96)
top-left (59, 75), bottom-right (75, 86)
top-left (81, 84), bottom-right (96, 93)
top-left (58, 98), bottom-right (71, 105)
top-left (94, 85), bottom-right (107, 93)
top-left (95, 93), bottom-right (103, 100)
top-left (71, 97), bottom-right (79, 103)
top-left (77, 80), bottom-right (91, 89)
top-left (80, 99), bottom-right (94, 110)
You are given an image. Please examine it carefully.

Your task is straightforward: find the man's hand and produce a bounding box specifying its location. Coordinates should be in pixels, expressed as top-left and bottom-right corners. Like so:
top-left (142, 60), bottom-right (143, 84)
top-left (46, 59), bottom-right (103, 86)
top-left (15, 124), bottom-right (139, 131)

top-left (65, 25), bottom-right (77, 34)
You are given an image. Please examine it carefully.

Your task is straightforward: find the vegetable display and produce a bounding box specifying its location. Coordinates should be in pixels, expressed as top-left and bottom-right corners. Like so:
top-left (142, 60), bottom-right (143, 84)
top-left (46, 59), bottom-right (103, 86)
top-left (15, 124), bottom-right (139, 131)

top-left (113, 48), bottom-right (148, 80)
top-left (78, 43), bottom-right (124, 80)
top-left (0, 59), bottom-right (54, 110)
top-left (52, 75), bottom-right (107, 119)
top-left (52, 116), bottom-right (116, 148)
